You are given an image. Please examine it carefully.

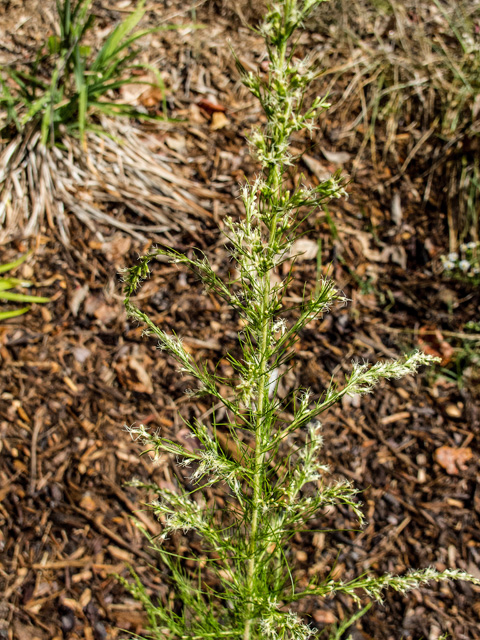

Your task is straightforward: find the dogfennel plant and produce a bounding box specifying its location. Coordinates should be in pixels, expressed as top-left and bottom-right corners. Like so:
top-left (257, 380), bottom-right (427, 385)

top-left (123, 1), bottom-right (480, 638)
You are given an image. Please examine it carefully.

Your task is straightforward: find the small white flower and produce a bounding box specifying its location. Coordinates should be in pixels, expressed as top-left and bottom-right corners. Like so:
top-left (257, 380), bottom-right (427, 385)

top-left (272, 318), bottom-right (287, 335)
top-left (443, 260), bottom-right (455, 270)
top-left (447, 252), bottom-right (459, 261)
top-left (466, 241), bottom-right (478, 250)
top-left (459, 260), bottom-right (470, 272)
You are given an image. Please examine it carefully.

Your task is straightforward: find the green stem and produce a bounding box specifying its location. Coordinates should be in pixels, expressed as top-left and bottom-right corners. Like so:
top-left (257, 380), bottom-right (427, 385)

top-left (243, 162), bottom-right (283, 640)
top-left (243, 272), bottom-right (271, 640)
top-left (241, 23), bottom-right (287, 638)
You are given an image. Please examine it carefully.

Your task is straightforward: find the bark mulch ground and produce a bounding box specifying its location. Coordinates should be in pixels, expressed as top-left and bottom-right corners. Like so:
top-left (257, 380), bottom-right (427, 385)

top-left (1, 1), bottom-right (479, 639)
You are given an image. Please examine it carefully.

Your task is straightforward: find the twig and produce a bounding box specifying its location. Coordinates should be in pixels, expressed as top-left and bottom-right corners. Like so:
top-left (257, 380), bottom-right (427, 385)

top-left (376, 324), bottom-right (480, 341)
top-left (29, 407), bottom-right (46, 495)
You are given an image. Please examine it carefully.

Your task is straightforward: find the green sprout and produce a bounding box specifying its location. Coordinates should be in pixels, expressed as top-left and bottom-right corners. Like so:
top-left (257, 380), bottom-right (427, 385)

top-left (0, 253), bottom-right (49, 321)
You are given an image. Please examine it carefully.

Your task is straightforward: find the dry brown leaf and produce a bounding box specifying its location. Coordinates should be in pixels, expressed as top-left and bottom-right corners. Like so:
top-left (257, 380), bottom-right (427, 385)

top-left (210, 112), bottom-right (229, 131)
top-left (290, 238), bottom-right (318, 261)
top-left (418, 326), bottom-right (455, 366)
top-left (69, 285), bottom-right (89, 317)
top-left (102, 234), bottom-right (132, 263)
top-left (302, 154), bottom-right (331, 181)
top-left (80, 492), bottom-right (97, 512)
top-left (93, 303), bottom-right (120, 325)
top-left (320, 146), bottom-right (351, 164)
top-left (198, 98), bottom-right (226, 113)
top-left (313, 609), bottom-right (336, 624)
top-left (126, 357), bottom-right (154, 394)
top-left (434, 446), bottom-right (473, 475)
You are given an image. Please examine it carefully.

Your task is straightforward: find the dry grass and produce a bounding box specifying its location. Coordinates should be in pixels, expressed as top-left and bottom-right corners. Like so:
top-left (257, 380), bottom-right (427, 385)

top-left (313, 0), bottom-right (479, 248)
top-left (0, 120), bottom-right (215, 244)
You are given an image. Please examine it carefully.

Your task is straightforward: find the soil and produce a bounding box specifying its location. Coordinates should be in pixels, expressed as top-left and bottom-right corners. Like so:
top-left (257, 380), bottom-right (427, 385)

top-left (1, 1), bottom-right (479, 639)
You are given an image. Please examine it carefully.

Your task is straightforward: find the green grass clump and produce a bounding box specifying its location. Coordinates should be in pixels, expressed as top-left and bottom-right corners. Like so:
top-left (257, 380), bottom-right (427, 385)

top-left (0, 0), bottom-right (163, 146)
top-left (122, 1), bottom-right (479, 638)
top-left (0, 0), bottom-right (185, 243)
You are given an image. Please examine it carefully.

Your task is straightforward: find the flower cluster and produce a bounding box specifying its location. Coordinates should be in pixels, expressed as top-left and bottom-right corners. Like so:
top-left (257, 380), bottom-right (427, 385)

top-left (441, 242), bottom-right (480, 282)
top-left (260, 605), bottom-right (316, 640)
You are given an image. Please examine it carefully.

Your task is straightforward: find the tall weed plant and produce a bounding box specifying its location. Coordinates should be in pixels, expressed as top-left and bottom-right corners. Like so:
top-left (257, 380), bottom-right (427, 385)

top-left (123, 1), bottom-right (479, 638)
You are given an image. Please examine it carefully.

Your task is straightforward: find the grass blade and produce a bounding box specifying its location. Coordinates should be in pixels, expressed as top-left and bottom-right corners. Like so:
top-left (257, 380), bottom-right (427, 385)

top-left (91, 0), bottom-right (146, 73)
top-left (0, 291), bottom-right (50, 303)
top-left (0, 307), bottom-right (31, 321)
top-left (0, 253), bottom-right (30, 274)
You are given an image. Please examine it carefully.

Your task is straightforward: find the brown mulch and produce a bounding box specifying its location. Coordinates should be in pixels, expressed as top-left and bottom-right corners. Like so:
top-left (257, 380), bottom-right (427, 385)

top-left (1, 2), bottom-right (479, 639)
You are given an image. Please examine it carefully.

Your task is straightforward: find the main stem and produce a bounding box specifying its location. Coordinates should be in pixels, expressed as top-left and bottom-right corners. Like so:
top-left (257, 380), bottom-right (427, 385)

top-left (243, 274), bottom-right (271, 640)
top-left (243, 167), bottom-right (282, 639)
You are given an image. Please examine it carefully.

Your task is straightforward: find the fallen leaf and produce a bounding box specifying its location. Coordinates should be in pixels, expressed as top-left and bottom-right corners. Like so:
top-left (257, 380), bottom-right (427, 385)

top-left (445, 403), bottom-right (463, 418)
top-left (290, 238), bottom-right (319, 261)
top-left (102, 234), bottom-right (131, 263)
top-left (80, 492), bottom-right (97, 512)
top-left (434, 446), bottom-right (473, 475)
top-left (197, 98), bottom-right (226, 113)
top-left (320, 146), bottom-right (351, 164)
top-left (210, 112), bottom-right (229, 131)
top-left (391, 192), bottom-right (403, 225)
top-left (126, 357), bottom-right (154, 394)
top-left (69, 285), bottom-right (89, 317)
top-left (418, 326), bottom-right (455, 366)
top-left (313, 609), bottom-right (336, 624)
top-left (303, 154), bottom-right (331, 181)
top-left (140, 86), bottom-right (163, 108)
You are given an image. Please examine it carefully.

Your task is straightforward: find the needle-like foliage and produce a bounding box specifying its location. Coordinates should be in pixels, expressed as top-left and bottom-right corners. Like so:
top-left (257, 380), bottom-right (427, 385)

top-left (122, 2), bottom-right (479, 638)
